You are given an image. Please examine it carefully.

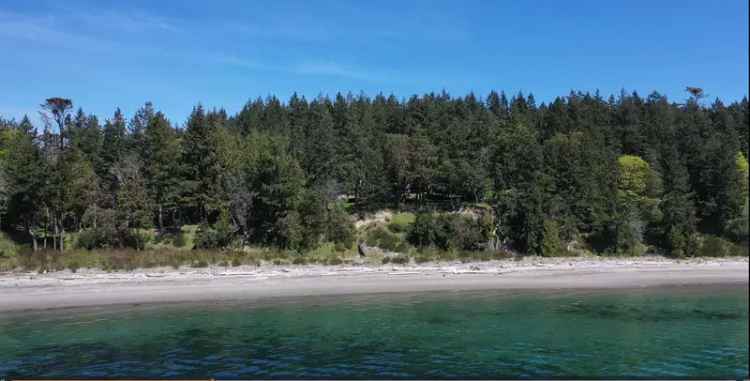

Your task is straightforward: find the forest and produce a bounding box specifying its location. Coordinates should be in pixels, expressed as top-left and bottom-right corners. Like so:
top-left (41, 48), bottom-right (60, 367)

top-left (0, 89), bottom-right (748, 268)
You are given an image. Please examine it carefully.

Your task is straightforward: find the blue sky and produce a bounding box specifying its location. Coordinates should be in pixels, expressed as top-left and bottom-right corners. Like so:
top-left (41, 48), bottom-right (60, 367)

top-left (1, 0), bottom-right (748, 126)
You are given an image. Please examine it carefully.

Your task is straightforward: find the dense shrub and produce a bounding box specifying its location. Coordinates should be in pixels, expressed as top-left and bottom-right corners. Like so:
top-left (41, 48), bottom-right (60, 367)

top-left (383, 255), bottom-right (409, 265)
top-left (447, 215), bottom-right (486, 250)
top-left (194, 225), bottom-right (220, 249)
top-left (123, 230), bottom-right (150, 251)
top-left (408, 213), bottom-right (438, 247)
top-left (327, 203), bottom-right (355, 248)
top-left (77, 227), bottom-right (150, 250)
top-left (387, 221), bottom-right (406, 233)
top-left (407, 212), bottom-right (487, 251)
top-left (365, 226), bottom-right (403, 251)
top-left (77, 228), bottom-right (110, 250)
top-left (725, 208), bottom-right (749, 244)
top-left (274, 211), bottom-right (304, 249)
top-left (334, 241), bottom-right (349, 252)
top-left (541, 220), bottom-right (566, 257)
top-left (173, 232), bottom-right (187, 248)
top-left (191, 260), bottom-right (209, 268)
top-left (326, 257), bottom-right (343, 265)
top-left (0, 232), bottom-right (19, 259)
top-left (194, 209), bottom-right (236, 249)
top-left (698, 235), bottom-right (745, 257)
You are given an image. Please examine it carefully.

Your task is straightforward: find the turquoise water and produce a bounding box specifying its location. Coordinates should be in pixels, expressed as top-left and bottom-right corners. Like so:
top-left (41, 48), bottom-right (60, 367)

top-left (0, 286), bottom-right (747, 379)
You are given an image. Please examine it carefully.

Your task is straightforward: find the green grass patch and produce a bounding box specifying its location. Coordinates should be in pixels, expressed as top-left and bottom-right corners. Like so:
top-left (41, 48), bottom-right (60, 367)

top-left (387, 212), bottom-right (416, 233)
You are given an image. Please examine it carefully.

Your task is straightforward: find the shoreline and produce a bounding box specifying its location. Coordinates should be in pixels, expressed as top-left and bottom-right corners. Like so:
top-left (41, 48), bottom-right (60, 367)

top-left (1, 256), bottom-right (747, 312)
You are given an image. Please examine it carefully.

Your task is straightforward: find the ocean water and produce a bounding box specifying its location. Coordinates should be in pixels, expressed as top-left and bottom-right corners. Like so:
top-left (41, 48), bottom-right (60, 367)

top-left (0, 286), bottom-right (747, 379)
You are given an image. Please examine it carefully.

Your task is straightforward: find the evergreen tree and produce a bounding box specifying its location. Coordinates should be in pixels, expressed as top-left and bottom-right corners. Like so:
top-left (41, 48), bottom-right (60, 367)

top-left (129, 102), bottom-right (155, 156)
top-left (100, 108), bottom-right (128, 184)
top-left (2, 127), bottom-right (48, 250)
top-left (181, 105), bottom-right (223, 222)
top-left (302, 98), bottom-right (337, 186)
top-left (491, 122), bottom-right (545, 254)
top-left (143, 112), bottom-right (182, 228)
top-left (659, 145), bottom-right (698, 257)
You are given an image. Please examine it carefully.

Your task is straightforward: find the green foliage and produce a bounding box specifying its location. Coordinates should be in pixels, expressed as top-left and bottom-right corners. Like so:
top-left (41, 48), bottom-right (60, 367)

top-left (77, 209), bottom-right (151, 250)
top-left (243, 132), bottom-right (306, 247)
top-left (388, 212), bottom-right (415, 233)
top-left (407, 212), bottom-right (437, 248)
top-left (0, 232), bottom-right (19, 259)
top-left (726, 153), bottom-right (750, 243)
top-left (142, 112), bottom-right (181, 228)
top-left (173, 231), bottom-right (187, 248)
top-left (383, 255), bottom-right (409, 265)
top-left (698, 235), bottom-right (745, 257)
top-left (543, 131), bottom-right (616, 243)
top-left (658, 146), bottom-right (699, 257)
top-left (407, 212), bottom-right (488, 251)
top-left (274, 211), bottom-right (304, 250)
top-left (77, 228), bottom-right (111, 250)
top-left (1, 90), bottom-right (749, 261)
top-left (617, 155), bottom-right (652, 201)
top-left (491, 122), bottom-right (546, 255)
top-left (737, 152), bottom-right (749, 197)
top-left (327, 202), bottom-right (355, 248)
top-left (541, 220), bottom-right (566, 257)
top-left (326, 257), bottom-right (343, 265)
top-left (194, 209), bottom-right (235, 249)
top-left (365, 226), bottom-right (403, 252)
top-left (191, 260), bottom-right (209, 268)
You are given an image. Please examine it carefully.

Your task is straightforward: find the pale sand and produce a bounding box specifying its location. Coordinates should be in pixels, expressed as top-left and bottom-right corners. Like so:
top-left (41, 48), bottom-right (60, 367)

top-left (0, 256), bottom-right (747, 312)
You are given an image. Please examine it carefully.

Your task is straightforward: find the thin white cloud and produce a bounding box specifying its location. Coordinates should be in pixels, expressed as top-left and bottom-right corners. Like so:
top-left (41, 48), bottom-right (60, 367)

top-left (66, 7), bottom-right (182, 34)
top-left (0, 6), bottom-right (180, 51)
top-left (0, 10), bottom-right (115, 51)
top-left (219, 55), bottom-right (384, 82)
top-left (293, 61), bottom-right (374, 81)
top-left (219, 55), bottom-right (277, 72)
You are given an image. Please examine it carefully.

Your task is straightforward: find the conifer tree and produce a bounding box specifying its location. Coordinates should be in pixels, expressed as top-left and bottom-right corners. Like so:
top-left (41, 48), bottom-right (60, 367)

top-left (143, 112), bottom-right (181, 228)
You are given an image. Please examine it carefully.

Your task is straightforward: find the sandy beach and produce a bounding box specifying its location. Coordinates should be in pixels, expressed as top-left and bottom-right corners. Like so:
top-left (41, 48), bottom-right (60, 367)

top-left (0, 256), bottom-right (747, 312)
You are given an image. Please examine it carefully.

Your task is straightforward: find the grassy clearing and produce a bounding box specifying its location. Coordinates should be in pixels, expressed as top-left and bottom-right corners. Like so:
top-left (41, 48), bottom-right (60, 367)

top-left (0, 242), bottom-right (364, 272)
top-left (0, 244), bottom-right (513, 273)
top-left (8, 248), bottom-right (244, 272)
top-left (387, 212), bottom-right (416, 233)
top-left (361, 211), bottom-right (415, 254)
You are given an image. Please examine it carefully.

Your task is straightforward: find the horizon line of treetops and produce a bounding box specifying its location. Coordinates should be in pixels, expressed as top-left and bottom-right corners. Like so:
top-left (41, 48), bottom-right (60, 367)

top-left (0, 89), bottom-right (748, 257)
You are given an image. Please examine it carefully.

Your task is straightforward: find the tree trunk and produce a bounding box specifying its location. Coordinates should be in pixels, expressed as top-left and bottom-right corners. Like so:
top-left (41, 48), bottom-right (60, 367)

top-left (158, 204), bottom-right (163, 230)
top-left (44, 207), bottom-right (49, 249)
top-left (52, 220), bottom-right (58, 252)
top-left (29, 223), bottom-right (38, 252)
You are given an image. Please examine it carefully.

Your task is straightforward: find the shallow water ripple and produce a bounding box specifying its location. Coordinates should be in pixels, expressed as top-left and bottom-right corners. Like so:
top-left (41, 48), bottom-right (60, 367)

top-left (0, 286), bottom-right (747, 379)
